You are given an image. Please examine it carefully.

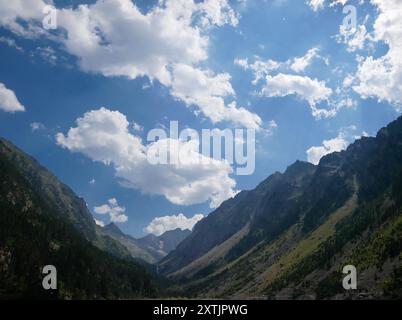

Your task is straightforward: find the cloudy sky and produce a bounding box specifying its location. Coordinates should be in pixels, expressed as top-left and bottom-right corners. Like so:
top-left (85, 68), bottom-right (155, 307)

top-left (0, 0), bottom-right (400, 237)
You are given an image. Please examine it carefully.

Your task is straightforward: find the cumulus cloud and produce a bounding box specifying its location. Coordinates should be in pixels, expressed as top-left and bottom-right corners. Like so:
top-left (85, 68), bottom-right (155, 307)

top-left (306, 126), bottom-right (362, 165)
top-left (234, 47), bottom-right (328, 80)
top-left (261, 73), bottom-right (334, 118)
top-left (94, 198), bottom-right (128, 223)
top-left (0, 0), bottom-right (231, 72)
top-left (306, 134), bottom-right (348, 165)
top-left (56, 0), bottom-right (258, 128)
top-left (0, 0), bottom-right (260, 129)
top-left (290, 47), bottom-right (322, 73)
top-left (308, 0), bottom-right (325, 12)
top-left (235, 48), bottom-right (336, 118)
top-left (171, 64), bottom-right (262, 129)
top-left (198, 0), bottom-right (239, 27)
top-left (0, 0), bottom-right (46, 37)
top-left (30, 122), bottom-right (45, 132)
top-left (144, 213), bottom-right (204, 236)
top-left (0, 82), bottom-right (25, 112)
top-left (56, 107), bottom-right (237, 208)
top-left (234, 57), bottom-right (280, 84)
top-left (56, 0), bottom-right (205, 84)
top-left (337, 24), bottom-right (369, 53)
top-left (235, 47), bottom-right (326, 80)
top-left (352, 0), bottom-right (402, 109)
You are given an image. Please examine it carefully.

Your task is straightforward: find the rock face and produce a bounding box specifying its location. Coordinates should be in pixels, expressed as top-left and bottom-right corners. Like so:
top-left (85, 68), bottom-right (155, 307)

top-left (159, 116), bottom-right (402, 299)
top-left (137, 228), bottom-right (191, 258)
top-left (159, 160), bottom-right (317, 275)
top-left (101, 223), bottom-right (191, 264)
top-left (0, 138), bottom-right (158, 299)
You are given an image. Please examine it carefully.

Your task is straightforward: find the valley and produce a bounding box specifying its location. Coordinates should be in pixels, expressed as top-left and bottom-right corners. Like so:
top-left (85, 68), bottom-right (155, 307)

top-left (1, 115), bottom-right (402, 299)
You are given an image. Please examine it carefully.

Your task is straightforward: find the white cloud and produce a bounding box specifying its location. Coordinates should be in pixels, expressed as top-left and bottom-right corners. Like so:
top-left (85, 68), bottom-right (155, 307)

top-left (0, 0), bottom-right (46, 37)
top-left (306, 135), bottom-right (348, 165)
top-left (261, 73), bottom-right (334, 118)
top-left (308, 0), bottom-right (325, 12)
top-left (94, 198), bottom-right (128, 223)
top-left (0, 0), bottom-right (259, 128)
top-left (235, 48), bottom-right (334, 118)
top-left (329, 0), bottom-right (349, 7)
top-left (56, 107), bottom-right (237, 208)
top-left (0, 0), bottom-right (237, 71)
top-left (56, 0), bottom-right (255, 127)
top-left (306, 126), bottom-right (360, 165)
top-left (89, 178), bottom-right (96, 185)
top-left (35, 46), bottom-right (57, 64)
top-left (235, 47), bottom-right (326, 80)
top-left (56, 0), bottom-right (204, 84)
top-left (290, 47), bottom-right (320, 73)
top-left (234, 58), bottom-right (249, 69)
top-left (336, 12), bottom-right (371, 53)
top-left (144, 213), bottom-right (204, 236)
top-left (342, 74), bottom-right (355, 88)
top-left (0, 36), bottom-right (23, 52)
top-left (108, 198), bottom-right (118, 206)
top-left (234, 57), bottom-right (280, 84)
top-left (266, 120), bottom-right (278, 135)
top-left (0, 82), bottom-right (25, 112)
top-left (198, 0), bottom-right (239, 27)
top-left (171, 64), bottom-right (262, 129)
top-left (94, 218), bottom-right (105, 227)
top-left (30, 122), bottom-right (45, 132)
top-left (132, 122), bottom-right (143, 132)
top-left (352, 0), bottom-right (402, 108)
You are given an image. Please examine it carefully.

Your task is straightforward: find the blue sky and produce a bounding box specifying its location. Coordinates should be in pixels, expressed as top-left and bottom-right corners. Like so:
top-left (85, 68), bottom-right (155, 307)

top-left (0, 0), bottom-right (400, 237)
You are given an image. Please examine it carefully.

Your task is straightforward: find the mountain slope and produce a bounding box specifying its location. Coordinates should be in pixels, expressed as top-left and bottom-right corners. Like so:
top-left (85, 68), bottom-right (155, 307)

top-left (0, 138), bottom-right (158, 299)
top-left (100, 223), bottom-right (190, 264)
top-left (159, 160), bottom-right (316, 275)
top-left (137, 228), bottom-right (191, 262)
top-left (99, 223), bottom-right (156, 263)
top-left (163, 116), bottom-right (402, 299)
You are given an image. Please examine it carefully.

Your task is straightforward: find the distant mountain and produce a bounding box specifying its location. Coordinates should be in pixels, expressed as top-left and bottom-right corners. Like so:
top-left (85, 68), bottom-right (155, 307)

top-left (160, 116), bottom-right (402, 299)
top-left (137, 228), bottom-right (191, 260)
top-left (0, 138), bottom-right (158, 299)
top-left (158, 228), bottom-right (192, 253)
top-left (101, 223), bottom-right (190, 264)
top-left (103, 222), bottom-right (126, 237)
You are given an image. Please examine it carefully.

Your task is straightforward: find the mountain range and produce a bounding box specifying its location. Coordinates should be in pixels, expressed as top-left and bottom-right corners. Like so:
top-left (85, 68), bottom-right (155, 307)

top-left (159, 115), bottom-right (402, 299)
top-left (100, 222), bottom-right (190, 264)
top-left (1, 115), bottom-right (402, 299)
